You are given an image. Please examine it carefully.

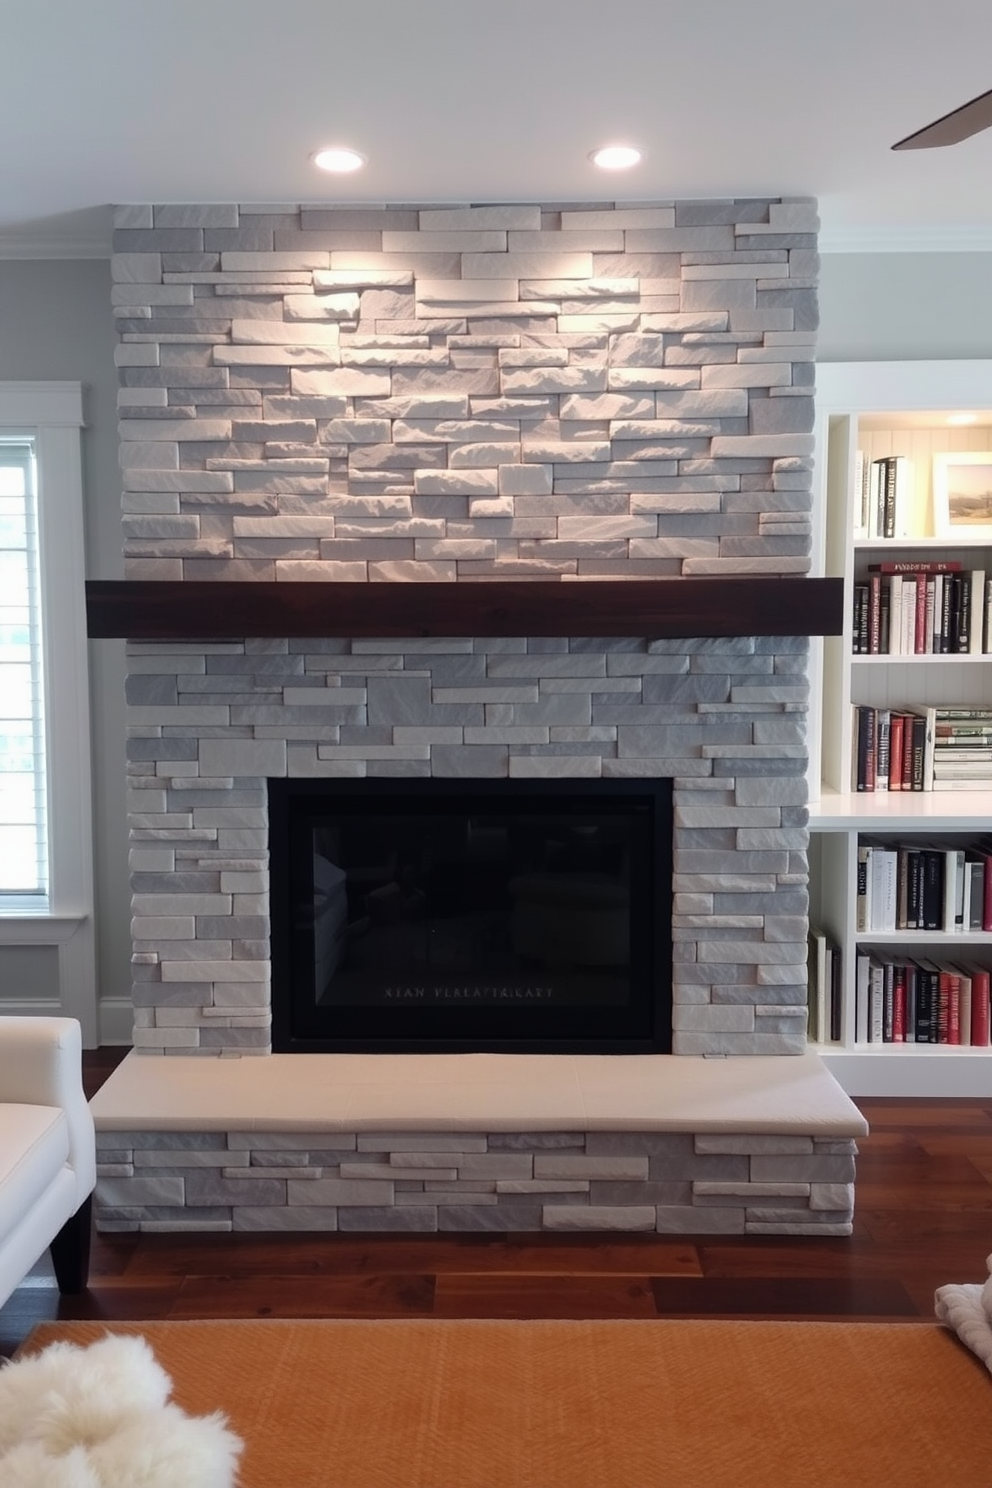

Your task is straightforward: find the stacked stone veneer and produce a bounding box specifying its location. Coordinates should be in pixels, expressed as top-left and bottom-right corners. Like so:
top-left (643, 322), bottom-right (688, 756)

top-left (107, 196), bottom-right (836, 1236)
top-left (96, 1129), bottom-right (856, 1236)
top-left (117, 197), bottom-right (817, 1066)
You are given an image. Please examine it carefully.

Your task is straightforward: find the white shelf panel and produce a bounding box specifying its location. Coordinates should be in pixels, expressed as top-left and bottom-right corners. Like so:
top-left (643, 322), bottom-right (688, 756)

top-left (809, 788), bottom-right (992, 830)
top-left (853, 537), bottom-right (992, 552)
top-left (854, 932), bottom-right (992, 946)
top-left (821, 1046), bottom-right (992, 1097)
top-left (850, 654), bottom-right (989, 664)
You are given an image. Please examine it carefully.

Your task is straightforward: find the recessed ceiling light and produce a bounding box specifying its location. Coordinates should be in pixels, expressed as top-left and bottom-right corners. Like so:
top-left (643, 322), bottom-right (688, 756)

top-left (947, 412), bottom-right (979, 425)
top-left (589, 144), bottom-right (643, 171)
top-left (313, 147), bottom-right (367, 174)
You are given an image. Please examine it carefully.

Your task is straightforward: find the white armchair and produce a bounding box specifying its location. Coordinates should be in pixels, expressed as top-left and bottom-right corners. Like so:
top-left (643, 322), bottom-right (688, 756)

top-left (0, 1017), bottom-right (96, 1308)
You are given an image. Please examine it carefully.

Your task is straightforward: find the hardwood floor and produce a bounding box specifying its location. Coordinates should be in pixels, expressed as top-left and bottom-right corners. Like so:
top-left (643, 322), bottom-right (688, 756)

top-left (3, 1050), bottom-right (991, 1356)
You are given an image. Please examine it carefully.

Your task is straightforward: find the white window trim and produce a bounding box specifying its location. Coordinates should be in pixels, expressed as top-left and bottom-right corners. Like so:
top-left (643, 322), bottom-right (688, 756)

top-left (0, 382), bottom-right (96, 1042)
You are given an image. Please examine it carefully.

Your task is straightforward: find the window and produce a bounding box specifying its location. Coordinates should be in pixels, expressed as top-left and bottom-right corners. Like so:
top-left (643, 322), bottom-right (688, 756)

top-left (0, 437), bottom-right (47, 898)
top-left (0, 383), bottom-right (95, 1042)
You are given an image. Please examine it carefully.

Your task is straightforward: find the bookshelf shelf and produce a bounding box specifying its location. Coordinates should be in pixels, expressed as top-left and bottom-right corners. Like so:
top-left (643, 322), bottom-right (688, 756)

top-left (809, 362), bottom-right (992, 1096)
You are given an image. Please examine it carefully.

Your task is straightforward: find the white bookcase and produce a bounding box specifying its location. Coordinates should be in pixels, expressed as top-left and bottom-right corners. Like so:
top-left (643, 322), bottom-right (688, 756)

top-left (809, 361), bottom-right (992, 1094)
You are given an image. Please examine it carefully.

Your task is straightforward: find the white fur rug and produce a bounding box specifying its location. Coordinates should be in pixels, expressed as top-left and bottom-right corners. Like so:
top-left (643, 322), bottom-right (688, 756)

top-left (0, 1333), bottom-right (243, 1487)
top-left (934, 1252), bottom-right (992, 1375)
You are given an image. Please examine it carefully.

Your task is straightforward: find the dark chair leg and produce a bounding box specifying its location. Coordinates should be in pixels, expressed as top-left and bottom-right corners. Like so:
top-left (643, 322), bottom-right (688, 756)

top-left (49, 1196), bottom-right (92, 1294)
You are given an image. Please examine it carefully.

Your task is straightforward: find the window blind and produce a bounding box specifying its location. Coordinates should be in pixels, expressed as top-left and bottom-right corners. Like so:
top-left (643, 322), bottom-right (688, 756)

top-left (0, 439), bottom-right (47, 898)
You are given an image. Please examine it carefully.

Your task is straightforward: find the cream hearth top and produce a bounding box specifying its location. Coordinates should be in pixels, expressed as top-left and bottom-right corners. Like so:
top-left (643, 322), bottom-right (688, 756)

top-left (90, 1052), bottom-right (867, 1137)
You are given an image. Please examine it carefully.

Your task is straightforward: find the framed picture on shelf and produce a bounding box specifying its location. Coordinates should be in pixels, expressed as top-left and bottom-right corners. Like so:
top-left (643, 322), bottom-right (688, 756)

top-left (933, 451), bottom-right (992, 536)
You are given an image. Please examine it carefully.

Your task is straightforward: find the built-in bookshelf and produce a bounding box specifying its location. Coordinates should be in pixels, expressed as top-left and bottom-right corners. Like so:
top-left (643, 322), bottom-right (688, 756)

top-left (809, 361), bottom-right (992, 1095)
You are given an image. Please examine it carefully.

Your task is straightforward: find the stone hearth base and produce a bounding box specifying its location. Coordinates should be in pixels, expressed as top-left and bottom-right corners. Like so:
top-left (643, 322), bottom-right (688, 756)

top-left (89, 1053), bottom-right (866, 1236)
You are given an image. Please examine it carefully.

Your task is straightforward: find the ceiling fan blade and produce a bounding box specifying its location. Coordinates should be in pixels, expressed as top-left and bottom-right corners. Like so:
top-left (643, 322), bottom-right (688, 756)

top-left (892, 87), bottom-right (992, 149)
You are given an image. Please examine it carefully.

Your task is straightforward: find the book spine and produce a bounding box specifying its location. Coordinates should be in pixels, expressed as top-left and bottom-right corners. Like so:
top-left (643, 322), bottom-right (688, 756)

top-left (875, 709), bottom-right (890, 791)
top-left (909, 714), bottom-right (927, 791)
top-left (868, 573), bottom-right (882, 654)
top-left (888, 714), bottom-right (905, 790)
top-left (882, 457), bottom-right (896, 539)
top-left (969, 570), bottom-right (986, 655)
top-left (892, 964), bottom-right (907, 1043)
top-left (856, 845), bottom-right (872, 933)
top-left (869, 962), bottom-right (884, 1043)
top-left (969, 968), bottom-right (990, 1047)
top-left (867, 560), bottom-right (962, 574)
top-left (855, 953), bottom-right (870, 1045)
top-left (947, 973), bottom-right (961, 1046)
top-left (914, 574), bottom-right (927, 653)
top-left (856, 706), bottom-right (876, 792)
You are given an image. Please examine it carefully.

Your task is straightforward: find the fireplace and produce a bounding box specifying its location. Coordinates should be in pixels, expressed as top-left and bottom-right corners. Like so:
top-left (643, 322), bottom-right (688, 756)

top-left (84, 198), bottom-right (871, 1241)
top-left (268, 777), bottom-right (673, 1054)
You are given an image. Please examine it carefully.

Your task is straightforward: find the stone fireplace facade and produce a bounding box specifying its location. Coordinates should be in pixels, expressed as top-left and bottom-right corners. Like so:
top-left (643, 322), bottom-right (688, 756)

top-left (117, 197), bottom-right (818, 1061)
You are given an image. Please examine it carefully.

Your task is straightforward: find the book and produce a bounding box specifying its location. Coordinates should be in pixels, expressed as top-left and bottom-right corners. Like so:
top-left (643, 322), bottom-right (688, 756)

top-left (942, 847), bottom-right (966, 932)
top-left (905, 706), bottom-right (935, 790)
top-left (955, 965), bottom-right (973, 1047)
top-left (875, 709), bottom-right (891, 790)
top-left (888, 713), bottom-right (906, 790)
top-left (807, 928), bottom-right (829, 1045)
top-left (959, 962), bottom-right (991, 1047)
top-left (855, 952), bottom-right (870, 1044)
top-left (913, 960), bottom-right (938, 1044)
top-left (854, 449), bottom-right (869, 540)
top-left (969, 570), bottom-right (987, 654)
top-left (867, 559), bottom-right (962, 574)
top-left (868, 846), bottom-right (898, 932)
top-left (854, 705), bottom-right (877, 791)
top-left (868, 958), bottom-right (885, 1043)
top-left (919, 851), bottom-right (944, 932)
top-left (878, 455), bottom-right (915, 539)
top-left (856, 843), bottom-right (873, 933)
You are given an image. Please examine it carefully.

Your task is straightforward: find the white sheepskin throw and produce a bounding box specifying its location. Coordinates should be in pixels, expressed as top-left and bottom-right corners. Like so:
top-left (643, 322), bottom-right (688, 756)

top-left (0, 1334), bottom-right (243, 1487)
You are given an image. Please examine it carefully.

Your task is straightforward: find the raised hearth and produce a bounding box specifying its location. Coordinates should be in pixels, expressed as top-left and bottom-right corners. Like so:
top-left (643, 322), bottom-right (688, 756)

top-left (90, 1052), bottom-right (867, 1235)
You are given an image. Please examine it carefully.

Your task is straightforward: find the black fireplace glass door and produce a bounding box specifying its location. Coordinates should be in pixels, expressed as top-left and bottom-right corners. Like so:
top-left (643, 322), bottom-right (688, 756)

top-left (269, 778), bottom-right (672, 1053)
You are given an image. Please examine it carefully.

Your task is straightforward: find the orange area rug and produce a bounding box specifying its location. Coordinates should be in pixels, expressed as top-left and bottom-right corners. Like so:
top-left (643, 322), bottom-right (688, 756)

top-left (21, 1317), bottom-right (992, 1488)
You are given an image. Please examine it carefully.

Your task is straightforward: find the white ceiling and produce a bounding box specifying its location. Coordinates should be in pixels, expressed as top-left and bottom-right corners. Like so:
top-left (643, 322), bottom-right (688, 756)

top-left (4, 0), bottom-right (992, 257)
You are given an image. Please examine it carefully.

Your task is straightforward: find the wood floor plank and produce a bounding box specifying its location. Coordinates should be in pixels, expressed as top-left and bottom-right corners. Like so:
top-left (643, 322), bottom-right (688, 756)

top-left (649, 1276), bottom-right (919, 1318)
top-left (433, 1275), bottom-right (658, 1318)
top-left (169, 1273), bottom-right (437, 1320)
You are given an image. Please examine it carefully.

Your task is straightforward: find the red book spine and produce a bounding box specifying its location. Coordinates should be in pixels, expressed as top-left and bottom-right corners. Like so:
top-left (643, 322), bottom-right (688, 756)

top-left (970, 969), bottom-right (991, 1047)
top-left (948, 973), bottom-right (961, 1045)
top-left (889, 715), bottom-right (905, 790)
top-left (892, 966), bottom-right (907, 1042)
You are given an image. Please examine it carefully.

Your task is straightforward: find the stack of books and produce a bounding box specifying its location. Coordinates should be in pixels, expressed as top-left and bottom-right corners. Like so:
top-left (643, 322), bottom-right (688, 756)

top-left (931, 709), bottom-right (992, 791)
top-left (851, 706), bottom-right (992, 792)
top-left (854, 953), bottom-right (991, 1045)
top-left (851, 560), bottom-right (989, 656)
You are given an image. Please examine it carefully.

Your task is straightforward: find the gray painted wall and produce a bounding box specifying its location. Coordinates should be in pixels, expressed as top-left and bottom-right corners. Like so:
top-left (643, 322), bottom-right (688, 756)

top-left (817, 253), bottom-right (992, 362)
top-left (1, 248), bottom-right (990, 1038)
top-left (0, 261), bottom-right (131, 1024)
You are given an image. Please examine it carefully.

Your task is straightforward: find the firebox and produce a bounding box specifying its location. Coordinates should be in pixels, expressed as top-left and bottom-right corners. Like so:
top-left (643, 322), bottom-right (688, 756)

top-left (269, 778), bottom-right (673, 1054)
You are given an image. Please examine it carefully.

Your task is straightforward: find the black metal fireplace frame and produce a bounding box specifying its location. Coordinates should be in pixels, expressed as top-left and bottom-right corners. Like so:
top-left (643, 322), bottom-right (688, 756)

top-left (268, 776), bottom-right (673, 1055)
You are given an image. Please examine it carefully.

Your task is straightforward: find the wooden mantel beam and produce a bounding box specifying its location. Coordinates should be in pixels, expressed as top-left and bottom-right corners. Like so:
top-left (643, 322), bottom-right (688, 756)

top-left (85, 577), bottom-right (844, 641)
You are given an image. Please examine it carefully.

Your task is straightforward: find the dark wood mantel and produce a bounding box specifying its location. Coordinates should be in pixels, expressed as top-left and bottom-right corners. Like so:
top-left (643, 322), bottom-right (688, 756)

top-left (85, 577), bottom-right (843, 641)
